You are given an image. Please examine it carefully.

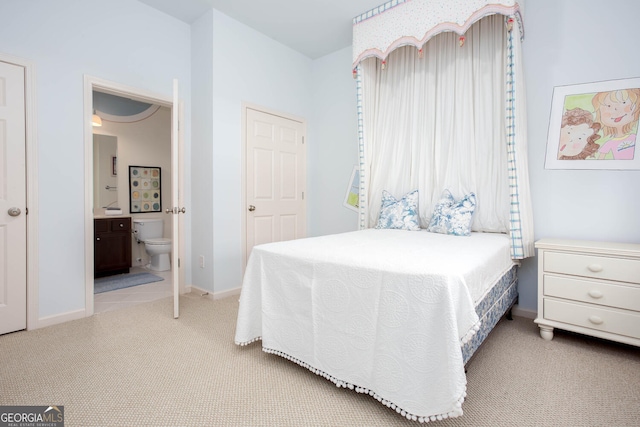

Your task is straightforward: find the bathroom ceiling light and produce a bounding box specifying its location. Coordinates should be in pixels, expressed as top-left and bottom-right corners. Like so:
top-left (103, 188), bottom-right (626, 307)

top-left (92, 111), bottom-right (102, 127)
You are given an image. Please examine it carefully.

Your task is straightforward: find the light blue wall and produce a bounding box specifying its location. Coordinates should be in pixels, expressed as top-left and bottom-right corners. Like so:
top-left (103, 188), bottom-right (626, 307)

top-left (188, 12), bottom-right (360, 295)
top-left (308, 47), bottom-right (360, 237)
top-left (0, 0), bottom-right (191, 319)
top-left (190, 10), bottom-right (215, 291)
top-left (517, 0), bottom-right (640, 313)
top-left (189, 10), bottom-right (313, 294)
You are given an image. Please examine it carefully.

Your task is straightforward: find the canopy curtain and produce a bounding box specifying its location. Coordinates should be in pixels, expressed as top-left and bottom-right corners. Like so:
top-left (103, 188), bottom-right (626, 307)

top-left (358, 14), bottom-right (534, 258)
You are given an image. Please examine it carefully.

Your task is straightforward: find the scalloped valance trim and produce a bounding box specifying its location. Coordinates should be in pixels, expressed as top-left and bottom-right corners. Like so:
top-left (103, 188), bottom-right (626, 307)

top-left (352, 1), bottom-right (524, 69)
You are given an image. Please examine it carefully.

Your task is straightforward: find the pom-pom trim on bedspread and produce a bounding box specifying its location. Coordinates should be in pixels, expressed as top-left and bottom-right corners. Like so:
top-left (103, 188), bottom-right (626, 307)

top-left (461, 321), bottom-right (482, 345)
top-left (236, 336), bottom-right (261, 346)
top-left (234, 324), bottom-right (483, 423)
top-left (261, 346), bottom-right (465, 423)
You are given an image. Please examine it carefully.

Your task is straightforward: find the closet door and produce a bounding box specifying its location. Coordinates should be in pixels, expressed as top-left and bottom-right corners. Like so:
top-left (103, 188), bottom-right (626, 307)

top-left (0, 60), bottom-right (27, 335)
top-left (244, 107), bottom-right (306, 262)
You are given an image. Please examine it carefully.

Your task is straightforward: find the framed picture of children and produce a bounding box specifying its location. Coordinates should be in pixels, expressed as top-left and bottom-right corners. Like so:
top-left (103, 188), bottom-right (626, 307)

top-left (545, 77), bottom-right (640, 170)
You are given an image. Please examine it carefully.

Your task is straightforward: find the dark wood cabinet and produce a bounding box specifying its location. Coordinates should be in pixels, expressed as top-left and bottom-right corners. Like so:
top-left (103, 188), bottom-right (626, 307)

top-left (94, 217), bottom-right (132, 278)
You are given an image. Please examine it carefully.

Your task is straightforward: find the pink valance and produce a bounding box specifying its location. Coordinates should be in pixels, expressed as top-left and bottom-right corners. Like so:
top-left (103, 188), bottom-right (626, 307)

top-left (352, 0), bottom-right (523, 68)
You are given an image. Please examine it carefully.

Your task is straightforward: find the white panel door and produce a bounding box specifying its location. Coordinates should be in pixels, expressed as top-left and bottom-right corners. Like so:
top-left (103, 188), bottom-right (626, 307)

top-left (0, 61), bottom-right (26, 335)
top-left (171, 79), bottom-right (180, 319)
top-left (246, 108), bottom-right (306, 258)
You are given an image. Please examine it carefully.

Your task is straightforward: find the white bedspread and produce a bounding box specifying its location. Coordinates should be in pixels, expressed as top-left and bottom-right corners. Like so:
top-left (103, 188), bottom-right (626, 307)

top-left (235, 229), bottom-right (514, 421)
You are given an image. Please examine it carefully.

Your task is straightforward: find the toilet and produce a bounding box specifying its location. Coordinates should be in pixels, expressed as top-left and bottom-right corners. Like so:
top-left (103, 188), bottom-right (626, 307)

top-left (132, 218), bottom-right (171, 272)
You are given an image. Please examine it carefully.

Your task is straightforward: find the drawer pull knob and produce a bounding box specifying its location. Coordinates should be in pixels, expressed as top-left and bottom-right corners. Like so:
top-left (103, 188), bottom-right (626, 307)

top-left (588, 264), bottom-right (603, 273)
top-left (588, 315), bottom-right (603, 325)
top-left (588, 290), bottom-right (603, 299)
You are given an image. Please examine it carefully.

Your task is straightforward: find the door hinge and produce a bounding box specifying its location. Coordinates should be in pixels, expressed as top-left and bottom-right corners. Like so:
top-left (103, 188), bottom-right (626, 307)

top-left (302, 191), bottom-right (305, 200)
top-left (178, 258), bottom-right (180, 268)
top-left (302, 136), bottom-right (305, 144)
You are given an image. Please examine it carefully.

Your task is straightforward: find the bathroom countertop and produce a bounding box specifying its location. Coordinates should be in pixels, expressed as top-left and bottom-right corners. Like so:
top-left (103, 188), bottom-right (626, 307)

top-left (94, 214), bottom-right (130, 219)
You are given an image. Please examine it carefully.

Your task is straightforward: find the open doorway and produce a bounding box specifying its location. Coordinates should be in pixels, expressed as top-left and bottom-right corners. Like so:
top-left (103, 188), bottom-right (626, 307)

top-left (84, 77), bottom-right (185, 317)
top-left (92, 91), bottom-right (172, 313)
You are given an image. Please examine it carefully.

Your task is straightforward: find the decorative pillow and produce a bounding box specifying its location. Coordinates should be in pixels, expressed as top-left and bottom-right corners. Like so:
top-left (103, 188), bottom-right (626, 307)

top-left (375, 190), bottom-right (421, 231)
top-left (427, 190), bottom-right (477, 236)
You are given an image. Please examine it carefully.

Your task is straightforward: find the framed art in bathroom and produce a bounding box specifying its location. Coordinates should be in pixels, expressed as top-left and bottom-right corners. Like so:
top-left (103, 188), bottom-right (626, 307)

top-left (129, 166), bottom-right (161, 213)
top-left (544, 77), bottom-right (640, 170)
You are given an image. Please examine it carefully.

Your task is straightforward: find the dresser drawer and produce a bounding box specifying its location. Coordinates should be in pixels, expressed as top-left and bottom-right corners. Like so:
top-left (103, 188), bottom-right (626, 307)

top-left (544, 299), bottom-right (640, 340)
top-left (544, 251), bottom-right (640, 284)
top-left (544, 275), bottom-right (640, 311)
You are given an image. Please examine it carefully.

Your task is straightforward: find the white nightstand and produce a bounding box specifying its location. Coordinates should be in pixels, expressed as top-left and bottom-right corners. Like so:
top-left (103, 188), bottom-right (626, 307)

top-left (534, 238), bottom-right (640, 347)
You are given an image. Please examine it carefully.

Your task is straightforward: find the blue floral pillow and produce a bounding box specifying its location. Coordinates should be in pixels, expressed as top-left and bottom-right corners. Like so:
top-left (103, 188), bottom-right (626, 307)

top-left (427, 190), bottom-right (477, 236)
top-left (375, 190), bottom-right (421, 231)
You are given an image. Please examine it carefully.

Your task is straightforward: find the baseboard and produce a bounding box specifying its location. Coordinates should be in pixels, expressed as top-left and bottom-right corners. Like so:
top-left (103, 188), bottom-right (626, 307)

top-left (37, 308), bottom-right (86, 329)
top-left (187, 284), bottom-right (241, 301)
top-left (512, 305), bottom-right (536, 319)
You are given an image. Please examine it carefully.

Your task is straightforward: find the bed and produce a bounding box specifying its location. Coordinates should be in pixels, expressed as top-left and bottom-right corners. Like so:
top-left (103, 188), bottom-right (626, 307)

top-left (235, 2), bottom-right (533, 422)
top-left (234, 229), bottom-right (518, 422)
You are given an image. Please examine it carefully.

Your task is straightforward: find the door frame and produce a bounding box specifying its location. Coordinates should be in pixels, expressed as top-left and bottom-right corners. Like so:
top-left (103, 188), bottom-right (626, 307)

top-left (241, 102), bottom-right (307, 273)
top-left (0, 53), bottom-right (39, 331)
top-left (83, 76), bottom-right (185, 316)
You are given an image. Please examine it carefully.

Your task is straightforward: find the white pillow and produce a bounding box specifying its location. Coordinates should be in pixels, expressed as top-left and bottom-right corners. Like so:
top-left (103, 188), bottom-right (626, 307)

top-left (375, 189), bottom-right (421, 231)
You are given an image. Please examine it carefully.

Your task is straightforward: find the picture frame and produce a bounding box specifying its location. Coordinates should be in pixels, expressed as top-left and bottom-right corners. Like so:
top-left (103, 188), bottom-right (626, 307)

top-left (545, 77), bottom-right (640, 170)
top-left (343, 165), bottom-right (360, 212)
top-left (129, 166), bottom-right (161, 213)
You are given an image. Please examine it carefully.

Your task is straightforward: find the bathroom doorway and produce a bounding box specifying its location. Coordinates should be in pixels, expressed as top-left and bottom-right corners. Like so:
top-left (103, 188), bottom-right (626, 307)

top-left (84, 77), bottom-right (185, 317)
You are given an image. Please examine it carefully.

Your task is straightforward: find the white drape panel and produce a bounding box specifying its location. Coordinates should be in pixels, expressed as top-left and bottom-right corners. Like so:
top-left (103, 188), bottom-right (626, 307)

top-left (361, 15), bottom-right (510, 233)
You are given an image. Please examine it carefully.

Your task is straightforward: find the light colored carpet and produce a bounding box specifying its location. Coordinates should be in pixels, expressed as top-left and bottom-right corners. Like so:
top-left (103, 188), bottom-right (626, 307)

top-left (1, 293), bottom-right (638, 426)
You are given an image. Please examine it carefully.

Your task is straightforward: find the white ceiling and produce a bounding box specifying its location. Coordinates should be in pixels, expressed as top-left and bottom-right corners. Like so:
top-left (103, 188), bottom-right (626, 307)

top-left (138, 0), bottom-right (386, 59)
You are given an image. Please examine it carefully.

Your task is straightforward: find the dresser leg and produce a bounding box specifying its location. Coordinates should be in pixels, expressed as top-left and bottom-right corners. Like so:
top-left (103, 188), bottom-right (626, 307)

top-left (539, 325), bottom-right (554, 341)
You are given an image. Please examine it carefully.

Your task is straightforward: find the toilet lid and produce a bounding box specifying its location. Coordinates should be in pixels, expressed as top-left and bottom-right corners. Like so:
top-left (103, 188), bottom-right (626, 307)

top-left (145, 238), bottom-right (171, 245)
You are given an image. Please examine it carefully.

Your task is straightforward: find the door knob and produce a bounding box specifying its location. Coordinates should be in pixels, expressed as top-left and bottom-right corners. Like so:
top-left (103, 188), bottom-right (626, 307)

top-left (248, 205), bottom-right (256, 212)
top-left (166, 207), bottom-right (186, 214)
top-left (7, 207), bottom-right (21, 217)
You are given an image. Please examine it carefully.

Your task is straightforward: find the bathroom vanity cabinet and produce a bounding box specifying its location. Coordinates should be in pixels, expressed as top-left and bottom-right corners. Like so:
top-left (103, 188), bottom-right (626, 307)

top-left (94, 217), bottom-right (132, 277)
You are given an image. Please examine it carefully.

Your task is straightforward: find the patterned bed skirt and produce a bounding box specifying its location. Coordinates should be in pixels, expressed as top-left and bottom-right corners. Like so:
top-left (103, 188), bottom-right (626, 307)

top-left (462, 265), bottom-right (518, 364)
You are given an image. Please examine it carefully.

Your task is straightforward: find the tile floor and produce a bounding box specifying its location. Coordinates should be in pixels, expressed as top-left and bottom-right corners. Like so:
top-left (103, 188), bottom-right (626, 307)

top-left (94, 266), bottom-right (174, 314)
